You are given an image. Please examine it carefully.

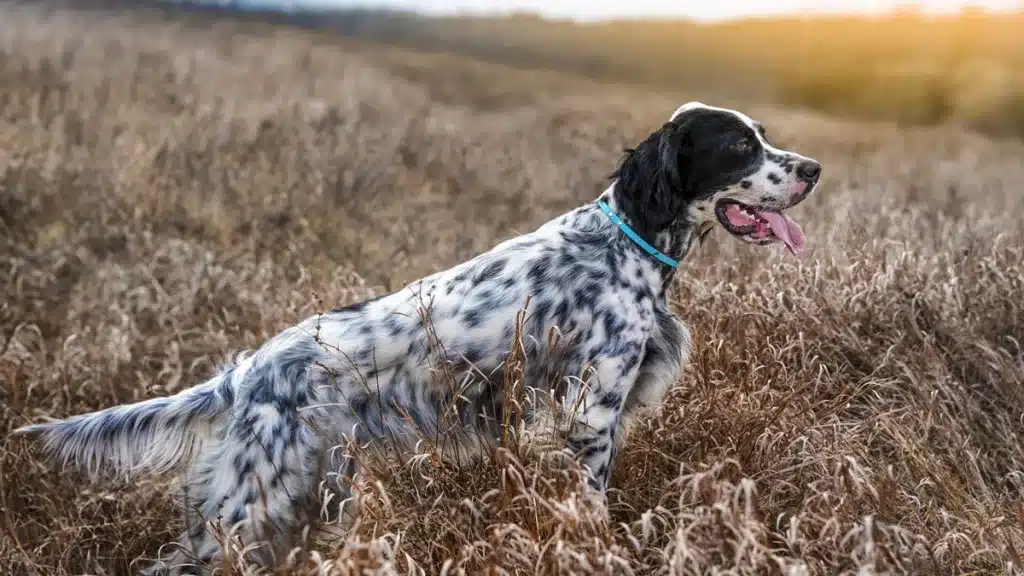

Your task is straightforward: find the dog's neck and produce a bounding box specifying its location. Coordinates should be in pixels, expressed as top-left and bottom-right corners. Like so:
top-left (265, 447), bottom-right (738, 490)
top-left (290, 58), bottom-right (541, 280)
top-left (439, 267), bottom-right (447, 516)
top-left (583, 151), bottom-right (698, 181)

top-left (597, 184), bottom-right (700, 286)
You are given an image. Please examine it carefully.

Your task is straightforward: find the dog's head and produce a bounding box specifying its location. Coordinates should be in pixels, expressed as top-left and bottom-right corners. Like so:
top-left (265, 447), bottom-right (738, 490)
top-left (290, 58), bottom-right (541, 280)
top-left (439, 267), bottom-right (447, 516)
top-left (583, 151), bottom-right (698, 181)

top-left (612, 102), bottom-right (821, 256)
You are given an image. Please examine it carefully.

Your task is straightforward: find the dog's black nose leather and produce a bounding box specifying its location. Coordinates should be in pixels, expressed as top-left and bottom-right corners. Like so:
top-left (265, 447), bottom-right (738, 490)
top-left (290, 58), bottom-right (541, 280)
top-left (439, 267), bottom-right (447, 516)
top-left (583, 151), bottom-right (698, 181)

top-left (797, 160), bottom-right (821, 183)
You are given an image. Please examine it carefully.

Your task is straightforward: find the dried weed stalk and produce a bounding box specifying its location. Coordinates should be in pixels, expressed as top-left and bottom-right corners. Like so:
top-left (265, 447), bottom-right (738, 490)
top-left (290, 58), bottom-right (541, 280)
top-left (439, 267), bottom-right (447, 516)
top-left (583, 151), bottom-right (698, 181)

top-left (1, 3), bottom-right (1023, 575)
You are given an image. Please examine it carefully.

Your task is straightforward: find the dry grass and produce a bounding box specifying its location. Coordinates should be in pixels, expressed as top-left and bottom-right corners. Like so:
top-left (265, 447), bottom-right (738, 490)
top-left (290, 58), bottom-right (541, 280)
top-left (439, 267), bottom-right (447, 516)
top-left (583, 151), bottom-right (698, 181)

top-left (2, 3), bottom-right (1024, 574)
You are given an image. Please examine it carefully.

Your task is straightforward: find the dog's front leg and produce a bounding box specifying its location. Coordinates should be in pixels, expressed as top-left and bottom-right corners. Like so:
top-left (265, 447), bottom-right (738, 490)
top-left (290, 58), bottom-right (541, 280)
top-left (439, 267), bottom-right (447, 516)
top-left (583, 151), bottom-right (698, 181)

top-left (563, 345), bottom-right (642, 494)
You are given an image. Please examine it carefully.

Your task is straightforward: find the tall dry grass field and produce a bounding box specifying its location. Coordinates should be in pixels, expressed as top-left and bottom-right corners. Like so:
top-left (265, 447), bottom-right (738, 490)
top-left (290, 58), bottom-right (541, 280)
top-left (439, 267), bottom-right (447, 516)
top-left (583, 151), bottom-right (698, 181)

top-left (2, 4), bottom-right (1024, 574)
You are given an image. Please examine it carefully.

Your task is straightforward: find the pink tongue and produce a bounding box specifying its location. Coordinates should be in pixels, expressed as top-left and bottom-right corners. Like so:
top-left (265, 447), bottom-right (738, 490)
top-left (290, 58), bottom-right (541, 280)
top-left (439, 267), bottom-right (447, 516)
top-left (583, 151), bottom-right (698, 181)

top-left (757, 210), bottom-right (806, 255)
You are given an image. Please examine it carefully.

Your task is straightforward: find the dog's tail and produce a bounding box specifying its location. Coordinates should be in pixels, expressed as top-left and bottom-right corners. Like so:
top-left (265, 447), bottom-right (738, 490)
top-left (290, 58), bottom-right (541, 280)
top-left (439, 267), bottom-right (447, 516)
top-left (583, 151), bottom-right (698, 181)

top-left (12, 361), bottom-right (240, 479)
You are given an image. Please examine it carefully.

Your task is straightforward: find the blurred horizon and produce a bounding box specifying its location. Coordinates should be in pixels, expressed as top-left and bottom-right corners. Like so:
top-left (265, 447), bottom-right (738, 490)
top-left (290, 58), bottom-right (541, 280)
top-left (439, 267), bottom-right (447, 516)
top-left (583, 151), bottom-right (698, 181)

top-left (80, 0), bottom-right (1024, 138)
top-left (238, 0), bottom-right (1022, 22)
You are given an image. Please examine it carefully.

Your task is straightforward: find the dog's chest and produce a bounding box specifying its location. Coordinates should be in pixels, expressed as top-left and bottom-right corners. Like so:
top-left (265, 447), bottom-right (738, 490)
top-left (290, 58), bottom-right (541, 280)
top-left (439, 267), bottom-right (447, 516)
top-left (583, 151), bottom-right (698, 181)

top-left (624, 300), bottom-right (690, 412)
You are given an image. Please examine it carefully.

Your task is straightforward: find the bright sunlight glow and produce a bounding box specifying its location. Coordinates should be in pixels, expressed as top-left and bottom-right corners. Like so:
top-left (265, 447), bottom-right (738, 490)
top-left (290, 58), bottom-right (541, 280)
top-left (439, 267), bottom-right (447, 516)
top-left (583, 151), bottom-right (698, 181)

top-left (297, 0), bottom-right (1023, 21)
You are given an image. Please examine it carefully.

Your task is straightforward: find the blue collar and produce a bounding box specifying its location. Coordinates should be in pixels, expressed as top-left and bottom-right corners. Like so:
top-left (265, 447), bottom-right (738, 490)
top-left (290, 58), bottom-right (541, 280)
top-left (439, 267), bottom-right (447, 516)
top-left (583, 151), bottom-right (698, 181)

top-left (597, 200), bottom-right (680, 269)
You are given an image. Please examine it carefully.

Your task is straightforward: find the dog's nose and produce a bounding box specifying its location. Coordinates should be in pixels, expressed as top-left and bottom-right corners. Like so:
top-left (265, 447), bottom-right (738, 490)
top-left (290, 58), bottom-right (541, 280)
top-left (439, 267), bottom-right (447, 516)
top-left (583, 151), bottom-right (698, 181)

top-left (796, 160), bottom-right (821, 183)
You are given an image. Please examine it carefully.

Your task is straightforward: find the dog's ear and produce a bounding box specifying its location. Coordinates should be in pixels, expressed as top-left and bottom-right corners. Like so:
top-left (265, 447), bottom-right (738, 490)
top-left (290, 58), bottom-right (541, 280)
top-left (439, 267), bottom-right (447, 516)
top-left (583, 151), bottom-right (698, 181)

top-left (650, 121), bottom-right (693, 228)
top-left (611, 120), bottom-right (695, 237)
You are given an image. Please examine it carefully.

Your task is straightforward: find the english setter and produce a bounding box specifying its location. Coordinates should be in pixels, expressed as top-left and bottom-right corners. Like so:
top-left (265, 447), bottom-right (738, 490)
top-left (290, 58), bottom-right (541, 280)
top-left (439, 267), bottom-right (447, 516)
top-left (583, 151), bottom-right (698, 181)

top-left (15, 102), bottom-right (822, 573)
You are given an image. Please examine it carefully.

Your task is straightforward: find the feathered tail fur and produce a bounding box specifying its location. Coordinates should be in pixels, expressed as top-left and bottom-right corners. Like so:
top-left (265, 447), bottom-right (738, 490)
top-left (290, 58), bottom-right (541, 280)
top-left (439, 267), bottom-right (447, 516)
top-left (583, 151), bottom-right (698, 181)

top-left (13, 360), bottom-right (240, 480)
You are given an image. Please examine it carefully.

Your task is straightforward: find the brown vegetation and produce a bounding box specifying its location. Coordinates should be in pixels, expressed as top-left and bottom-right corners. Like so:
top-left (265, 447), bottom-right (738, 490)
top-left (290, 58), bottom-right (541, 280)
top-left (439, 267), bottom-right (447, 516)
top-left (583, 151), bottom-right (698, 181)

top-left (1, 3), bottom-right (1023, 574)
top-left (115, 2), bottom-right (1024, 138)
top-left (396, 10), bottom-right (1024, 137)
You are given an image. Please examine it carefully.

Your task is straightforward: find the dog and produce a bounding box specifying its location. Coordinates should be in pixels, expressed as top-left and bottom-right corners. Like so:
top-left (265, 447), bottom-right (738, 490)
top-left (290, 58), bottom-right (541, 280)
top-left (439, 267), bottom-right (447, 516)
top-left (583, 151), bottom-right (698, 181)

top-left (14, 102), bottom-right (821, 573)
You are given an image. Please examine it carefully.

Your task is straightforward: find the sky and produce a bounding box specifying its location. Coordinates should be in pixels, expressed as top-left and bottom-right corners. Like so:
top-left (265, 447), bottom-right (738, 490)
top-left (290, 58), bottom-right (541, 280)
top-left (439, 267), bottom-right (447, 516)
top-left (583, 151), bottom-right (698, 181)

top-left (286, 0), bottom-right (1023, 21)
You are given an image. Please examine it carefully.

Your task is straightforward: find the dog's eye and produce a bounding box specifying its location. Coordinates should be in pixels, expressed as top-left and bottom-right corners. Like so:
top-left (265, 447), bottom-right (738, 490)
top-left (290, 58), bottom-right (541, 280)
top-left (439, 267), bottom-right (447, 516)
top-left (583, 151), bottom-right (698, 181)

top-left (732, 138), bottom-right (751, 152)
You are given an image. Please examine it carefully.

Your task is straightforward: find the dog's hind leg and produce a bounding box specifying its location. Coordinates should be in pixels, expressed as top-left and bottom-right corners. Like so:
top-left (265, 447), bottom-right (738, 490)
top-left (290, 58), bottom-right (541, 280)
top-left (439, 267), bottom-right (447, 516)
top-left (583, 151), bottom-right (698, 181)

top-left (148, 420), bottom-right (327, 574)
top-left (144, 332), bottom-right (339, 573)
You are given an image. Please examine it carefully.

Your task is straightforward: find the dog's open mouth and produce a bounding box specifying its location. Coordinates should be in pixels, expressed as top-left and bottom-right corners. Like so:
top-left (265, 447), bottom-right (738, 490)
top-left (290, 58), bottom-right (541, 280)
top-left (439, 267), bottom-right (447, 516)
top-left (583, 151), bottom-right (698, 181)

top-left (715, 200), bottom-right (806, 255)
